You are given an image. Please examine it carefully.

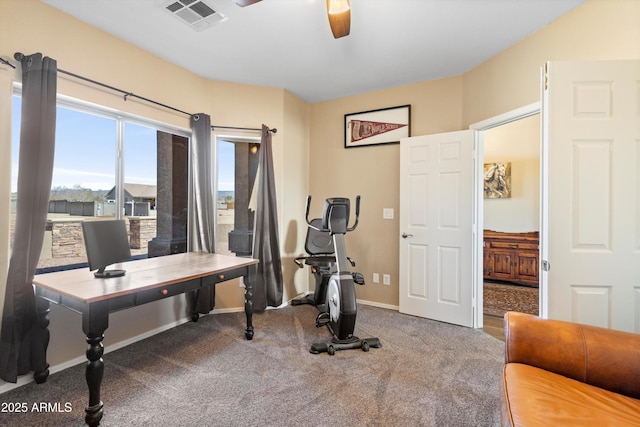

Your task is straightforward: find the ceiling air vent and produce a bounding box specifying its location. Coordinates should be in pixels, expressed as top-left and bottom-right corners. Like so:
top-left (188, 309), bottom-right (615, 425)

top-left (163, 0), bottom-right (227, 31)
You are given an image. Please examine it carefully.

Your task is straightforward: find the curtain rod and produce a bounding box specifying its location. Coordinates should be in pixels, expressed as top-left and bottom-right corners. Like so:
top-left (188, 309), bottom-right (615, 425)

top-left (14, 52), bottom-right (192, 117)
top-left (11, 52), bottom-right (277, 133)
top-left (0, 57), bottom-right (16, 69)
top-left (211, 125), bottom-right (277, 134)
top-left (58, 69), bottom-right (193, 117)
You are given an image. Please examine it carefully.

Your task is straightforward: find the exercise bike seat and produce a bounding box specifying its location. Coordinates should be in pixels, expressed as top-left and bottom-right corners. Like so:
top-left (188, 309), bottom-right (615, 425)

top-left (301, 255), bottom-right (335, 268)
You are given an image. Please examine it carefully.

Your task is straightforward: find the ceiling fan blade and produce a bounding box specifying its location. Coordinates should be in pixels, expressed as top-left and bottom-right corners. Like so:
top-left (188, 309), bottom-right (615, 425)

top-left (233, 0), bottom-right (262, 6)
top-left (326, 0), bottom-right (350, 39)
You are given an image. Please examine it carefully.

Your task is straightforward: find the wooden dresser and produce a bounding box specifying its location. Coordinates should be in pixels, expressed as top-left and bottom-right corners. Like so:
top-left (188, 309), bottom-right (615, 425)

top-left (483, 230), bottom-right (539, 287)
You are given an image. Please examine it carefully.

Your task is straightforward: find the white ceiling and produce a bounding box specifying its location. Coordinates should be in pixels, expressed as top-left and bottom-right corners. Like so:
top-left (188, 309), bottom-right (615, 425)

top-left (41, 0), bottom-right (584, 103)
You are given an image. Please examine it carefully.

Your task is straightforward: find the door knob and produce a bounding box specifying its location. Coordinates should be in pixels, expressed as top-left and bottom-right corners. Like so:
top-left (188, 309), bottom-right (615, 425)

top-left (401, 233), bottom-right (414, 239)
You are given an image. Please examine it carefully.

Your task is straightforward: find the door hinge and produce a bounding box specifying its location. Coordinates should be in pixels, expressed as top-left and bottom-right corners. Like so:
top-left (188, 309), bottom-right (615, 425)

top-left (542, 260), bottom-right (551, 271)
top-left (543, 62), bottom-right (549, 91)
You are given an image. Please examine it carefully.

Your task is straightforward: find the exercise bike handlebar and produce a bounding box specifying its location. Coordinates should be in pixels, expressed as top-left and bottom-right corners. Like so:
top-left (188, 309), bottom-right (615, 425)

top-left (349, 195), bottom-right (361, 232)
top-left (305, 195), bottom-right (313, 227)
top-left (305, 195), bottom-right (361, 233)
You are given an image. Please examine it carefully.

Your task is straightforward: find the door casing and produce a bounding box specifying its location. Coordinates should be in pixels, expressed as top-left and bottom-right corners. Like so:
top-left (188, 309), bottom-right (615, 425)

top-left (469, 102), bottom-right (542, 327)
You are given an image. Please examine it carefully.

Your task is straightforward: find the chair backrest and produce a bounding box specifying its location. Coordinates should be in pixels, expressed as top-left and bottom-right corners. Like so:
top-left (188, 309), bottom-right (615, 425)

top-left (305, 218), bottom-right (334, 255)
top-left (322, 197), bottom-right (350, 234)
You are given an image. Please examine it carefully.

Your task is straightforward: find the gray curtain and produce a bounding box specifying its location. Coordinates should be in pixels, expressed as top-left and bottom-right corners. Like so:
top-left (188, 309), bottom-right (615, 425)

top-left (188, 113), bottom-right (216, 313)
top-left (0, 53), bottom-right (57, 383)
top-left (251, 125), bottom-right (283, 312)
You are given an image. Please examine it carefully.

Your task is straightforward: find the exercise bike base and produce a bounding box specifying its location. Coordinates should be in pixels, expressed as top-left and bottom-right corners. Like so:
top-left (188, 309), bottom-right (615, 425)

top-left (309, 337), bottom-right (381, 355)
top-left (291, 293), bottom-right (316, 306)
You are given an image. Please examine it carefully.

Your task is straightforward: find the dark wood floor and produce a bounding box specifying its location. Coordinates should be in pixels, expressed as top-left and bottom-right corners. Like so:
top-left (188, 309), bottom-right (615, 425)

top-left (482, 281), bottom-right (539, 342)
top-left (482, 314), bottom-right (505, 341)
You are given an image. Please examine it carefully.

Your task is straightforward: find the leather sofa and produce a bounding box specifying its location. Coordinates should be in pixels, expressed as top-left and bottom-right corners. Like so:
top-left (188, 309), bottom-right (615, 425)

top-left (501, 311), bottom-right (640, 426)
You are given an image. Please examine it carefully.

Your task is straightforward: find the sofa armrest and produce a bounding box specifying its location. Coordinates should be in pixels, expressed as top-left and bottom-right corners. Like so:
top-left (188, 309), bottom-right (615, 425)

top-left (503, 311), bottom-right (640, 399)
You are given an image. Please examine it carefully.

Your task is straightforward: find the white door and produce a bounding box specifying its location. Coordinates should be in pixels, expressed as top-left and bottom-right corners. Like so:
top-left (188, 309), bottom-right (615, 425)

top-left (399, 130), bottom-right (476, 327)
top-left (542, 60), bottom-right (640, 332)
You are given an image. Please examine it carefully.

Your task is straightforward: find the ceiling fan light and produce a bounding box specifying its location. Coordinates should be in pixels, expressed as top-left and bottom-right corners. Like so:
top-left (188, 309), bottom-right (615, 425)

top-left (328, 0), bottom-right (350, 14)
top-left (233, 0), bottom-right (262, 7)
top-left (326, 0), bottom-right (350, 38)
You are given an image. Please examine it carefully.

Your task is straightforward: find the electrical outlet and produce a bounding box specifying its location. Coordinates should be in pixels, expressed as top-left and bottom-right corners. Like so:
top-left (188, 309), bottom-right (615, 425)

top-left (373, 273), bottom-right (379, 283)
top-left (383, 274), bottom-right (391, 286)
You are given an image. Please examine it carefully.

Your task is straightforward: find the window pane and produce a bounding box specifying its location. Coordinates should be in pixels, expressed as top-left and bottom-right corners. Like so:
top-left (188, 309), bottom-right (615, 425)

top-left (216, 140), bottom-right (234, 255)
top-left (11, 94), bottom-right (187, 273)
top-left (11, 98), bottom-right (118, 271)
top-left (123, 122), bottom-right (158, 258)
top-left (216, 139), bottom-right (259, 256)
top-left (53, 107), bottom-right (117, 193)
top-left (145, 131), bottom-right (189, 257)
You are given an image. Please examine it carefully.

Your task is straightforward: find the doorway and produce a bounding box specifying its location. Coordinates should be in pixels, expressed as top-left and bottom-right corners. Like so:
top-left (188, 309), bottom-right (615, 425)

top-left (469, 102), bottom-right (541, 334)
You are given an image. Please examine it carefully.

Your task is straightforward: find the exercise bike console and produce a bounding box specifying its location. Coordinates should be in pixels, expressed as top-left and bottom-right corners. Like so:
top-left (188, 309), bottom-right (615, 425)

top-left (295, 195), bottom-right (381, 355)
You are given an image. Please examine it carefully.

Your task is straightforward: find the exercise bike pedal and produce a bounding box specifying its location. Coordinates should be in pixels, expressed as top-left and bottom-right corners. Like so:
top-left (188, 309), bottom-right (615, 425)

top-left (352, 272), bottom-right (365, 285)
top-left (315, 311), bottom-right (331, 328)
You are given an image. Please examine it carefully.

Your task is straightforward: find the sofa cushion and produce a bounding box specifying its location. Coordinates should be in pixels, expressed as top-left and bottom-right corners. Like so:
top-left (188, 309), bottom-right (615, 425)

top-left (504, 312), bottom-right (640, 399)
top-left (502, 363), bottom-right (640, 427)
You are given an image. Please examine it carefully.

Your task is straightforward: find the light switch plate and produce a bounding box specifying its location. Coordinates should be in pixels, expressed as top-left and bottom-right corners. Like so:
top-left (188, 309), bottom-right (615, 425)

top-left (383, 208), bottom-right (394, 219)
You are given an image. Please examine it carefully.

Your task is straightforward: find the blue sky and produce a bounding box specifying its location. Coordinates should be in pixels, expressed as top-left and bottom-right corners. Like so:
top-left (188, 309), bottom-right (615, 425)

top-left (11, 96), bottom-right (235, 192)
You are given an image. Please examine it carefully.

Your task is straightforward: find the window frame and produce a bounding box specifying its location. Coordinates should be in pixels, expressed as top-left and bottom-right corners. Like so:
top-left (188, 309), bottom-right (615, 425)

top-left (212, 131), bottom-right (260, 256)
top-left (11, 83), bottom-right (192, 270)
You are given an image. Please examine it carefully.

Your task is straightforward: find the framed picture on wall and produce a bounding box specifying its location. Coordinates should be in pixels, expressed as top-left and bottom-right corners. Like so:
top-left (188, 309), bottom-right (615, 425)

top-left (344, 105), bottom-right (411, 148)
top-left (484, 162), bottom-right (512, 198)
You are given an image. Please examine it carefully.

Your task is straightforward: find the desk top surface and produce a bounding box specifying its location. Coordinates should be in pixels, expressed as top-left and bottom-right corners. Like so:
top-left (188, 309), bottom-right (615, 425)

top-left (33, 252), bottom-right (258, 304)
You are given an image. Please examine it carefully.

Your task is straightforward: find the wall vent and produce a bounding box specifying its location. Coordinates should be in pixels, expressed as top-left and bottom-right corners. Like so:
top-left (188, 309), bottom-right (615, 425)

top-left (163, 0), bottom-right (227, 31)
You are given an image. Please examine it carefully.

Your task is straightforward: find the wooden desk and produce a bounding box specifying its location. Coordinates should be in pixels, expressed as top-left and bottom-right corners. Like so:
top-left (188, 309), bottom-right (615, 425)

top-left (32, 252), bottom-right (258, 427)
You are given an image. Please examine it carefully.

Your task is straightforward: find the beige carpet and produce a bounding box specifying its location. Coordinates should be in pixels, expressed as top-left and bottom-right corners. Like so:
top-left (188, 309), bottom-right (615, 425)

top-left (483, 281), bottom-right (538, 317)
top-left (1, 304), bottom-right (504, 426)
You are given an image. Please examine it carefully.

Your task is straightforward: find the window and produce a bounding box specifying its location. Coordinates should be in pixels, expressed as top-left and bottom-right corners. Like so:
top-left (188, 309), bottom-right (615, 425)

top-left (10, 91), bottom-right (190, 272)
top-left (123, 122), bottom-right (158, 214)
top-left (215, 136), bottom-right (260, 257)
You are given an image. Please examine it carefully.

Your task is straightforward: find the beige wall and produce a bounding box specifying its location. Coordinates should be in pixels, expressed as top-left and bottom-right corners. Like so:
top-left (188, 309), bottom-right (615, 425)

top-left (462, 0), bottom-right (640, 126)
top-left (483, 115), bottom-right (540, 233)
top-left (308, 0), bottom-right (640, 308)
top-left (309, 77), bottom-right (463, 307)
top-left (282, 91), bottom-right (311, 298)
top-left (0, 0), bottom-right (309, 387)
top-left (1, 0), bottom-right (638, 388)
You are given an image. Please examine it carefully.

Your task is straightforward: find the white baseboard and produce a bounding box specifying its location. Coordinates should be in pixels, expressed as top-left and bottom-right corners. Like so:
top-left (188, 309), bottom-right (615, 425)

top-left (357, 299), bottom-right (399, 311)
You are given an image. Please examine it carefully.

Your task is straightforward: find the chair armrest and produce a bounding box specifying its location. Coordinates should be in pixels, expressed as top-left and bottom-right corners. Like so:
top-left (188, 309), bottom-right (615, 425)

top-left (503, 311), bottom-right (640, 399)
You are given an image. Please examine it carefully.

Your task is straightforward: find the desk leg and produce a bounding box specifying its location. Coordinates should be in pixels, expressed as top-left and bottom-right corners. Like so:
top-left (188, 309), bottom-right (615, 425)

top-left (244, 266), bottom-right (255, 340)
top-left (34, 295), bottom-right (51, 384)
top-left (82, 303), bottom-right (109, 427)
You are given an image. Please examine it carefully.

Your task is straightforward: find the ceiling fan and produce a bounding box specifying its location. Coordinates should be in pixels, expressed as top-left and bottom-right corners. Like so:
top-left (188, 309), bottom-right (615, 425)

top-left (233, 0), bottom-right (351, 39)
top-left (232, 0), bottom-right (262, 6)
top-left (325, 0), bottom-right (351, 38)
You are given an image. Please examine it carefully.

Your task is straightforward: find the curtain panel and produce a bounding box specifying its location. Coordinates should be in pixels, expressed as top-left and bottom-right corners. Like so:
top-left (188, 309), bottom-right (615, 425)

top-left (188, 113), bottom-right (217, 313)
top-left (251, 125), bottom-right (283, 312)
top-left (0, 59), bottom-right (15, 342)
top-left (0, 53), bottom-right (57, 383)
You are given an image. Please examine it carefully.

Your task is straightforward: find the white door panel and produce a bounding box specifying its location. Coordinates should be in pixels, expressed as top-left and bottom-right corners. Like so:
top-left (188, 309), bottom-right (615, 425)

top-left (399, 130), bottom-right (475, 327)
top-left (542, 60), bottom-right (640, 332)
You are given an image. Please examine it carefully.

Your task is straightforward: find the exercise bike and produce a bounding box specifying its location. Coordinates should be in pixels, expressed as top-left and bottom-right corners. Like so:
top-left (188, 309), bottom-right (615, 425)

top-left (293, 195), bottom-right (381, 355)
